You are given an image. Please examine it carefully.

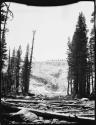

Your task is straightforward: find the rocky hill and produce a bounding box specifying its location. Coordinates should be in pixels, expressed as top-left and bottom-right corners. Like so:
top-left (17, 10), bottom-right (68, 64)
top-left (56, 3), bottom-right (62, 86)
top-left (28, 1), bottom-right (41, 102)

top-left (29, 60), bottom-right (68, 97)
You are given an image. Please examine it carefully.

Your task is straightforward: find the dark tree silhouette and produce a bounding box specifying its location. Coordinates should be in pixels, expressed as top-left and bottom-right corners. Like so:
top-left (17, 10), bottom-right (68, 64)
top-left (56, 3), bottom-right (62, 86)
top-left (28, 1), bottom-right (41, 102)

top-left (1, 3), bottom-right (8, 72)
top-left (1, 2), bottom-right (13, 96)
top-left (67, 37), bottom-right (73, 95)
top-left (88, 12), bottom-right (95, 98)
top-left (22, 44), bottom-right (30, 95)
top-left (10, 48), bottom-right (17, 93)
top-left (67, 12), bottom-right (88, 98)
top-left (7, 48), bottom-right (12, 93)
top-left (1, 2), bottom-right (13, 71)
top-left (29, 31), bottom-right (36, 82)
top-left (15, 45), bottom-right (22, 93)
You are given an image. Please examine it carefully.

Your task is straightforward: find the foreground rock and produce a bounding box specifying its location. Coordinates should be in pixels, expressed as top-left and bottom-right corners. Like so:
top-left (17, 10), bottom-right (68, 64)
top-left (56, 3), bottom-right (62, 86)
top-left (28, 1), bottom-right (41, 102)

top-left (10, 108), bottom-right (38, 122)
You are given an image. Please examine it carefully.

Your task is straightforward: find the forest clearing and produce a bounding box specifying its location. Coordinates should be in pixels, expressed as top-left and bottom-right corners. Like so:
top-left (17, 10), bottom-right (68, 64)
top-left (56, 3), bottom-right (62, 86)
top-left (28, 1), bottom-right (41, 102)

top-left (1, 1), bottom-right (95, 125)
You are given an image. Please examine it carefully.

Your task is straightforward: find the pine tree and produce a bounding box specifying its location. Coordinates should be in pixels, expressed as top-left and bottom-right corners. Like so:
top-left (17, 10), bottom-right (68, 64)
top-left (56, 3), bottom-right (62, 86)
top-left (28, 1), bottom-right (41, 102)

top-left (67, 37), bottom-right (73, 95)
top-left (1, 3), bottom-right (9, 96)
top-left (1, 2), bottom-right (13, 96)
top-left (69, 12), bottom-right (88, 98)
top-left (15, 45), bottom-right (22, 93)
top-left (86, 54), bottom-right (91, 96)
top-left (29, 31), bottom-right (36, 76)
top-left (22, 44), bottom-right (30, 95)
top-left (10, 48), bottom-right (17, 93)
top-left (1, 2), bottom-right (13, 71)
top-left (89, 12), bottom-right (95, 97)
top-left (1, 3), bottom-right (8, 72)
top-left (7, 48), bottom-right (12, 93)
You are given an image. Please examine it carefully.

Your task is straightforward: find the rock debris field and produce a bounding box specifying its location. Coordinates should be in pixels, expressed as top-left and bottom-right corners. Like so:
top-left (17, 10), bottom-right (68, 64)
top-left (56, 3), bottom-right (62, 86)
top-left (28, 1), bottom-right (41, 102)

top-left (1, 96), bottom-right (95, 125)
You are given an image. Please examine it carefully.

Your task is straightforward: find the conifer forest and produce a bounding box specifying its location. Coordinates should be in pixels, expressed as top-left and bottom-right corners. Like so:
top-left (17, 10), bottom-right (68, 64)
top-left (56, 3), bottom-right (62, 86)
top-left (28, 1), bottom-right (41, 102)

top-left (1, 1), bottom-right (95, 125)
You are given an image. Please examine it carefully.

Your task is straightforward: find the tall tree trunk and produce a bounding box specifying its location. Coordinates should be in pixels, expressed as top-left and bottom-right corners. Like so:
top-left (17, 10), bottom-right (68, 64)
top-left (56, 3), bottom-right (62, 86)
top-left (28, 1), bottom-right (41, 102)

top-left (29, 31), bottom-right (36, 72)
top-left (1, 3), bottom-right (10, 42)
top-left (67, 80), bottom-right (70, 95)
top-left (71, 79), bottom-right (73, 95)
top-left (86, 71), bottom-right (90, 96)
top-left (91, 70), bottom-right (94, 93)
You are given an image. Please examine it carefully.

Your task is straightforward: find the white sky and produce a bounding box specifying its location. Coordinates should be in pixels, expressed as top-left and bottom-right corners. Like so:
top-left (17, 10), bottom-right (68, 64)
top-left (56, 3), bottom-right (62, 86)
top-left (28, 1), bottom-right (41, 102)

top-left (6, 2), bottom-right (94, 61)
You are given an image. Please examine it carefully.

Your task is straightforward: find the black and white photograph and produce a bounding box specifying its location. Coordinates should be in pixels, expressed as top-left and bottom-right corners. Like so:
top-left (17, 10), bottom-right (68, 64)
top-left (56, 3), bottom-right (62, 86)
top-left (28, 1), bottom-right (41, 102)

top-left (1, 0), bottom-right (95, 124)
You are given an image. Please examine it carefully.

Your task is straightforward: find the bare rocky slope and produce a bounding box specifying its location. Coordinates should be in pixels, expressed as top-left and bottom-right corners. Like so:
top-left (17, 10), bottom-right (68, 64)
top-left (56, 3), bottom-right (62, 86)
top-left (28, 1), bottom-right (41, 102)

top-left (29, 60), bottom-right (68, 97)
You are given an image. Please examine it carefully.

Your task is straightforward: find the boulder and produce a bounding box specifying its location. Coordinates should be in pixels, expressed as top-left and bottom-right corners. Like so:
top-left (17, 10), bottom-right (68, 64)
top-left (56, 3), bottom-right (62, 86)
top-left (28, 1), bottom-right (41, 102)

top-left (11, 108), bottom-right (38, 122)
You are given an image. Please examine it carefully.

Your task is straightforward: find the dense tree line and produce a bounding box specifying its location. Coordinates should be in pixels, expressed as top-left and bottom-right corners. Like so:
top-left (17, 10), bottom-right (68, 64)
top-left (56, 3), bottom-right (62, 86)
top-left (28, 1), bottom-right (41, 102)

top-left (1, 3), bottom-right (94, 99)
top-left (1, 44), bottom-right (34, 96)
top-left (1, 2), bottom-right (13, 96)
top-left (1, 3), bottom-right (35, 96)
top-left (67, 12), bottom-right (95, 99)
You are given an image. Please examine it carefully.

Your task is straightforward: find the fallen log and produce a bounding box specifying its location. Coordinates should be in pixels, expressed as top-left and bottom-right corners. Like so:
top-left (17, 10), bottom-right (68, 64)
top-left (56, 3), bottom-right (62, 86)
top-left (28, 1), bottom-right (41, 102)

top-left (1, 101), bottom-right (95, 125)
top-left (23, 108), bottom-right (95, 124)
top-left (2, 98), bottom-right (93, 109)
top-left (1, 99), bottom-right (41, 105)
top-left (47, 103), bottom-right (92, 109)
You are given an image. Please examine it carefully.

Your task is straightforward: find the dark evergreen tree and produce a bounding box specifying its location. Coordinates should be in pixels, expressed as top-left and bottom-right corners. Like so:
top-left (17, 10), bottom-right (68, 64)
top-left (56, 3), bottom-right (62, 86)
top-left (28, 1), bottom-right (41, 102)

top-left (67, 37), bottom-right (73, 95)
top-left (7, 48), bottom-right (12, 93)
top-left (1, 3), bottom-right (13, 96)
top-left (1, 2), bottom-right (13, 71)
top-left (22, 44), bottom-right (30, 95)
top-left (86, 55), bottom-right (91, 96)
top-left (10, 48), bottom-right (17, 93)
top-left (29, 31), bottom-right (35, 76)
top-left (68, 12), bottom-right (88, 98)
top-left (1, 3), bottom-right (8, 72)
top-left (7, 46), bottom-right (22, 95)
top-left (88, 12), bottom-right (95, 97)
top-left (15, 45), bottom-right (22, 93)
